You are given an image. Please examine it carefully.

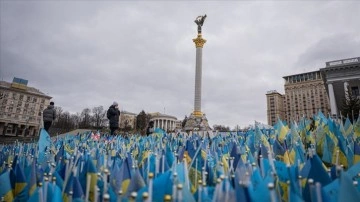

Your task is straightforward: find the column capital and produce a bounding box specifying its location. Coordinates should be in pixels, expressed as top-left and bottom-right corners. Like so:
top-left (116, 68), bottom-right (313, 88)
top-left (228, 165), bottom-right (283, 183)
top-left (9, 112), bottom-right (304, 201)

top-left (193, 34), bottom-right (206, 48)
top-left (193, 110), bottom-right (203, 117)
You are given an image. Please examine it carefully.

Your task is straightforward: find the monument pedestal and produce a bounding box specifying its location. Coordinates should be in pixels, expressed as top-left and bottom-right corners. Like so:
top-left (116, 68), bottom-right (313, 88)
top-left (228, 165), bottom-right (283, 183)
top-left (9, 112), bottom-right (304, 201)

top-left (184, 113), bottom-right (211, 131)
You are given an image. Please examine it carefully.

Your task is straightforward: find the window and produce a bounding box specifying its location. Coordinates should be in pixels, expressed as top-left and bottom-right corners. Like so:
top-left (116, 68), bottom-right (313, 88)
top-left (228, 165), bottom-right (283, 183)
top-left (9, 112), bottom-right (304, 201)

top-left (12, 93), bottom-right (17, 99)
top-left (41, 99), bottom-right (45, 104)
top-left (19, 94), bottom-right (24, 101)
top-left (27, 96), bottom-right (31, 102)
top-left (351, 86), bottom-right (359, 96)
top-left (33, 98), bottom-right (37, 103)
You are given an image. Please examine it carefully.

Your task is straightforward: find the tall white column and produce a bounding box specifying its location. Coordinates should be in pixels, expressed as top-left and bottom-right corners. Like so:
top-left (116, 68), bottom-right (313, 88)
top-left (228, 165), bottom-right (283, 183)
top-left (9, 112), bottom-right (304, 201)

top-left (165, 119), bottom-right (168, 131)
top-left (344, 81), bottom-right (349, 103)
top-left (328, 82), bottom-right (337, 116)
top-left (193, 35), bottom-right (206, 117)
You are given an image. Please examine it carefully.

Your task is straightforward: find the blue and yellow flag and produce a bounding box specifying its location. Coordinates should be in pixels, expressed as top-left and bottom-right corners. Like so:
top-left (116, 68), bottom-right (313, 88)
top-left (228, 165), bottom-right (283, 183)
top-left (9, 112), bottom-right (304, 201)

top-left (0, 171), bottom-right (14, 201)
top-left (14, 163), bottom-right (28, 201)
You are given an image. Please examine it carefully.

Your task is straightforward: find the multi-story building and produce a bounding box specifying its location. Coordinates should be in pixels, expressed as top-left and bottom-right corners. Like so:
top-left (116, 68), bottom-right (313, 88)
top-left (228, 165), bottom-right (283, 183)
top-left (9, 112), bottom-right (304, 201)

top-left (266, 57), bottom-right (360, 125)
top-left (0, 78), bottom-right (52, 136)
top-left (320, 57), bottom-right (360, 117)
top-left (266, 90), bottom-right (285, 126)
top-left (283, 71), bottom-right (330, 123)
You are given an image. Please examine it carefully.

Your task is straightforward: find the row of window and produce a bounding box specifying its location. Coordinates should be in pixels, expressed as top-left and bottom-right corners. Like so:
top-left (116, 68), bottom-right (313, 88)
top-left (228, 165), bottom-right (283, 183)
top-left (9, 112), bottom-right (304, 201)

top-left (0, 91), bottom-right (45, 104)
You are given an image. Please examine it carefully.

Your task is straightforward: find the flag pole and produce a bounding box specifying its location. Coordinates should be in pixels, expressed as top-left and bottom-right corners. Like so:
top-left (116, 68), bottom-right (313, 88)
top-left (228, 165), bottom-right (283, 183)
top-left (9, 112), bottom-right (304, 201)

top-left (85, 174), bottom-right (91, 202)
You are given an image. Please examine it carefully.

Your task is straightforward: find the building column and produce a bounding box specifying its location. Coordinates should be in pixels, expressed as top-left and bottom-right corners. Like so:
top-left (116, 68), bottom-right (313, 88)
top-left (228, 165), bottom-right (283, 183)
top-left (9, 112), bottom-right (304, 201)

top-left (14, 125), bottom-right (19, 136)
top-left (2, 124), bottom-right (7, 136)
top-left (22, 125), bottom-right (26, 136)
top-left (328, 82), bottom-right (338, 116)
top-left (344, 81), bottom-right (350, 103)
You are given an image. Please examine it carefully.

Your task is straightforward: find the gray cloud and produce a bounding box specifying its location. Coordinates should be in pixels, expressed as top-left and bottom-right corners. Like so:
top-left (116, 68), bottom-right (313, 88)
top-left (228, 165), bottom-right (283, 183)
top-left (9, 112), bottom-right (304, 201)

top-left (1, 1), bottom-right (360, 128)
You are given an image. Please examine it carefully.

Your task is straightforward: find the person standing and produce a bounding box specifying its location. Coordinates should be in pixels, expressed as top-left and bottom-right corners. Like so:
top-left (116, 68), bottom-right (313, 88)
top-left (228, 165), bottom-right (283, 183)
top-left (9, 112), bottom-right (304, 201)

top-left (146, 121), bottom-right (154, 136)
top-left (107, 101), bottom-right (120, 135)
top-left (43, 101), bottom-right (56, 133)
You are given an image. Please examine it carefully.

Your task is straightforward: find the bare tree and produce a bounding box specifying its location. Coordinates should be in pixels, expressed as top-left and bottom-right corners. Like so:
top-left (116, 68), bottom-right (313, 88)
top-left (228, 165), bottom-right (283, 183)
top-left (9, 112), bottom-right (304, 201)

top-left (92, 106), bottom-right (106, 129)
top-left (53, 106), bottom-right (63, 124)
top-left (70, 113), bottom-right (81, 128)
top-left (80, 108), bottom-right (92, 128)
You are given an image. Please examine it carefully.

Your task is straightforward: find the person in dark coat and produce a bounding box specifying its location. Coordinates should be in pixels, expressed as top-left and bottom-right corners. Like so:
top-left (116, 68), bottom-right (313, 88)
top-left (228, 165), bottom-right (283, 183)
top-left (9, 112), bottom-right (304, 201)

top-left (107, 101), bottom-right (120, 135)
top-left (43, 101), bottom-right (56, 133)
top-left (146, 121), bottom-right (154, 136)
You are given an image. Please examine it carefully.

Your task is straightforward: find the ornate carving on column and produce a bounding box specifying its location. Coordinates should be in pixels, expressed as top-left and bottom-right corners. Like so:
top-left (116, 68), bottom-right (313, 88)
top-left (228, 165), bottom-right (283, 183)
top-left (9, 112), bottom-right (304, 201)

top-left (193, 35), bottom-right (207, 48)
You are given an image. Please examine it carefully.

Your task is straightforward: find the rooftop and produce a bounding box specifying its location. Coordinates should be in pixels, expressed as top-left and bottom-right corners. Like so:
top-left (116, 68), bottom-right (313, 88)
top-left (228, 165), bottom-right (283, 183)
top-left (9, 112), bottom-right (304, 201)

top-left (0, 80), bottom-right (51, 98)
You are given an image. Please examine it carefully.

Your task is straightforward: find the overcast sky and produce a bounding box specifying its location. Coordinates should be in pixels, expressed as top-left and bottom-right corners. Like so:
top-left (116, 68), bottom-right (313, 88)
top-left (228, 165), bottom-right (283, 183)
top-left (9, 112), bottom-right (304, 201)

top-left (1, 1), bottom-right (360, 128)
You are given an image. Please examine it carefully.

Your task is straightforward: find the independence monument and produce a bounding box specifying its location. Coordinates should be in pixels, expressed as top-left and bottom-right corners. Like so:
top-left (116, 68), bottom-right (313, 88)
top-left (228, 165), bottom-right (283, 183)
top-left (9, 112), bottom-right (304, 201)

top-left (184, 14), bottom-right (211, 131)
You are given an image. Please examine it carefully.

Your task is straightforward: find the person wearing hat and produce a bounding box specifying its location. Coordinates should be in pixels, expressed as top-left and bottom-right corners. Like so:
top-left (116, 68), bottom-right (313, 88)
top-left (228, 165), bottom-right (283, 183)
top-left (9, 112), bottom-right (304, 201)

top-left (43, 101), bottom-right (56, 133)
top-left (107, 101), bottom-right (121, 135)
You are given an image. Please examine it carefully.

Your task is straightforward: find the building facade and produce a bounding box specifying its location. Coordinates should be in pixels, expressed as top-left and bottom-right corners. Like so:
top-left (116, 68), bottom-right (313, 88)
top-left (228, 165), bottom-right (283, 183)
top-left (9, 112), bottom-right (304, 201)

top-left (266, 90), bottom-right (285, 126)
top-left (320, 57), bottom-right (360, 117)
top-left (0, 78), bottom-right (52, 136)
top-left (283, 71), bottom-right (330, 123)
top-left (149, 112), bottom-right (178, 132)
top-left (266, 57), bottom-right (360, 125)
top-left (266, 71), bottom-right (331, 125)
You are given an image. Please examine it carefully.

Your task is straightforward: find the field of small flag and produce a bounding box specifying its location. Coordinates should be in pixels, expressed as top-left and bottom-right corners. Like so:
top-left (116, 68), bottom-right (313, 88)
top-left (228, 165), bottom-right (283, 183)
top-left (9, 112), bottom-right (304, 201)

top-left (1, 111), bottom-right (360, 202)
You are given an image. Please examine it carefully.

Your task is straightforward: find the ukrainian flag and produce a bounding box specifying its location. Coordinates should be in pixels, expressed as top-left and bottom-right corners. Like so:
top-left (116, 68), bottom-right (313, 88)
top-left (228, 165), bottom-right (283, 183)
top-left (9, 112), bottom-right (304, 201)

top-left (0, 171), bottom-right (14, 201)
top-left (344, 117), bottom-right (354, 137)
top-left (119, 157), bottom-right (132, 194)
top-left (275, 118), bottom-right (289, 143)
top-left (83, 158), bottom-right (98, 202)
top-left (13, 163), bottom-right (28, 201)
top-left (354, 142), bottom-right (360, 164)
top-left (26, 159), bottom-right (37, 196)
top-left (354, 116), bottom-right (360, 139)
